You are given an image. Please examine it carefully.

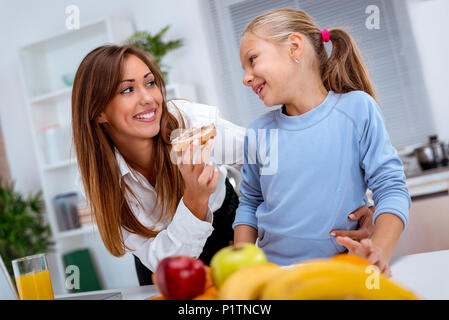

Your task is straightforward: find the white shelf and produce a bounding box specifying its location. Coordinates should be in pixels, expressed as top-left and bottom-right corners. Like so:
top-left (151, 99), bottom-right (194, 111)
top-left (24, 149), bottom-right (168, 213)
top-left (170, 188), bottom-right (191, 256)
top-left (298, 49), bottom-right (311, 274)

top-left (43, 158), bottom-right (77, 171)
top-left (28, 87), bottom-right (72, 105)
top-left (55, 224), bottom-right (98, 240)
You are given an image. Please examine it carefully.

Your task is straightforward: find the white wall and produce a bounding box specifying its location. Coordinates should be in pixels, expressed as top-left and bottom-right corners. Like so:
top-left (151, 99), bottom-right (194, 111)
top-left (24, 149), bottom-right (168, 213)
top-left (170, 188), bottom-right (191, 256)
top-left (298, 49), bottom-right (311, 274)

top-left (406, 0), bottom-right (449, 141)
top-left (131, 0), bottom-right (222, 110)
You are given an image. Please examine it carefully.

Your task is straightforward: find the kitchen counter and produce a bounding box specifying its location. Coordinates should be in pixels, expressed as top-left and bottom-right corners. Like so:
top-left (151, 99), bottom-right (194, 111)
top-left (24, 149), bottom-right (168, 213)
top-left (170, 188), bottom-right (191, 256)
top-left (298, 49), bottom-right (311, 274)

top-left (112, 249), bottom-right (449, 300)
top-left (406, 166), bottom-right (449, 181)
top-left (405, 166), bottom-right (449, 197)
top-left (390, 249), bottom-right (449, 300)
top-left (407, 166), bottom-right (449, 185)
top-left (120, 284), bottom-right (159, 300)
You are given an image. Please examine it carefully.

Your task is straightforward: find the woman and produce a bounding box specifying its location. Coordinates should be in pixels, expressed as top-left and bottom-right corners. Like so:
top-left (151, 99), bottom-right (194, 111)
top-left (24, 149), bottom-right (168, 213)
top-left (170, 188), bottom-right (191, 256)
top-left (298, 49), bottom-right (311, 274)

top-left (72, 45), bottom-right (374, 285)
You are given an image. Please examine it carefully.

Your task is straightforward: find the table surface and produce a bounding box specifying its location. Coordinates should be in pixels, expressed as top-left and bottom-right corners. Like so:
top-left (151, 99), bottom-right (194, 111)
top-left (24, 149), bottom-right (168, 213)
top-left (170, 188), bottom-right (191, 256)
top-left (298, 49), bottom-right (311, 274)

top-left (390, 249), bottom-right (449, 300)
top-left (120, 285), bottom-right (159, 300)
top-left (87, 249), bottom-right (449, 300)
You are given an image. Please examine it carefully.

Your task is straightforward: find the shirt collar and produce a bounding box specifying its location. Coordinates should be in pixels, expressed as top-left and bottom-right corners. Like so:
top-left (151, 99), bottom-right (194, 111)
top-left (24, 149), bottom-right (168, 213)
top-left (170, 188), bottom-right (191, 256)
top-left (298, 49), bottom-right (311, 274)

top-left (114, 148), bottom-right (140, 183)
top-left (114, 148), bottom-right (157, 192)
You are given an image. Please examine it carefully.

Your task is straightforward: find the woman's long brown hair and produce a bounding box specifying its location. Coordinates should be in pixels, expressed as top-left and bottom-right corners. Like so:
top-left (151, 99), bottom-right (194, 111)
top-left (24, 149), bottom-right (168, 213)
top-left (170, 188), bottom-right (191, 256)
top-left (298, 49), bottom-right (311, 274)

top-left (72, 45), bottom-right (185, 257)
top-left (244, 8), bottom-right (376, 100)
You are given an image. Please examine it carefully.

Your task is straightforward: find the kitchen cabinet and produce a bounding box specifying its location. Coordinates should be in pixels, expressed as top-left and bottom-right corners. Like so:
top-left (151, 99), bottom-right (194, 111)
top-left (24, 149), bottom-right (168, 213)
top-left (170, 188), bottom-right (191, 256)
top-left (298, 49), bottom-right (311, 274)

top-left (393, 168), bottom-right (449, 256)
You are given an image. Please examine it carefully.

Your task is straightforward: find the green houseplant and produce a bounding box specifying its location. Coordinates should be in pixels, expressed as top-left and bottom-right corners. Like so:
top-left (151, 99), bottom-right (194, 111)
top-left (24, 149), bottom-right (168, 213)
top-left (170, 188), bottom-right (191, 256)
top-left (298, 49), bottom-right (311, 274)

top-left (126, 25), bottom-right (184, 81)
top-left (0, 179), bottom-right (54, 280)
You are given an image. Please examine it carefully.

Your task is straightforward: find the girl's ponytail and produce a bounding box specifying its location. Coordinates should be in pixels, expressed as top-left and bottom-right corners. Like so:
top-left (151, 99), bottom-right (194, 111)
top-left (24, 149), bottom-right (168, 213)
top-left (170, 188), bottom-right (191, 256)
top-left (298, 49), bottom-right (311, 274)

top-left (321, 28), bottom-right (376, 100)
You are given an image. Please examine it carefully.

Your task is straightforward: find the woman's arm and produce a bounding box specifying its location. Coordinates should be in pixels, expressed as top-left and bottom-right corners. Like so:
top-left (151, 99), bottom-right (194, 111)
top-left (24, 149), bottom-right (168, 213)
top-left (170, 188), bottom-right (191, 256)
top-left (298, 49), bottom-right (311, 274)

top-left (125, 197), bottom-right (215, 272)
top-left (214, 116), bottom-right (246, 170)
top-left (128, 136), bottom-right (219, 271)
top-left (330, 205), bottom-right (375, 240)
top-left (214, 116), bottom-right (246, 191)
top-left (178, 137), bottom-right (219, 221)
top-left (169, 99), bottom-right (245, 169)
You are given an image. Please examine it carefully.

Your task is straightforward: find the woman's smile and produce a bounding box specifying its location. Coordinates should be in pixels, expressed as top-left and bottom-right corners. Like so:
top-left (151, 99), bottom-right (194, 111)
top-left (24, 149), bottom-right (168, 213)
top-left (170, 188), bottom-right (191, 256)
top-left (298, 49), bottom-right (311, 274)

top-left (133, 108), bottom-right (157, 122)
top-left (96, 54), bottom-right (164, 141)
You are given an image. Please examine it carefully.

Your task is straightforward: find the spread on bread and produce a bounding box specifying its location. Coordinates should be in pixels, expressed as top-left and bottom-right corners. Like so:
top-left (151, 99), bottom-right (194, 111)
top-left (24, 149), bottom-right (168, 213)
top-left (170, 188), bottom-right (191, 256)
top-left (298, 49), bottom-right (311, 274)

top-left (171, 123), bottom-right (216, 152)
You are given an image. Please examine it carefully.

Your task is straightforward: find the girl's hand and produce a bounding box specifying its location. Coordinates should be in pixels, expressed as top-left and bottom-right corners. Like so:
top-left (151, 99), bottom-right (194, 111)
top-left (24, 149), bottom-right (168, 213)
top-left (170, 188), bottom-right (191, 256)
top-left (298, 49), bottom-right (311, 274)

top-left (330, 206), bottom-right (375, 240)
top-left (177, 138), bottom-right (219, 220)
top-left (336, 236), bottom-right (391, 277)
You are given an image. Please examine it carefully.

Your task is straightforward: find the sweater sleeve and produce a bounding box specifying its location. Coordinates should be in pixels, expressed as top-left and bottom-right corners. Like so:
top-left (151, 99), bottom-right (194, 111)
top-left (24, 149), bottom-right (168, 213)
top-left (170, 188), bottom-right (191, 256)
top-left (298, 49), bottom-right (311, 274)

top-left (232, 128), bottom-right (263, 230)
top-left (358, 97), bottom-right (411, 229)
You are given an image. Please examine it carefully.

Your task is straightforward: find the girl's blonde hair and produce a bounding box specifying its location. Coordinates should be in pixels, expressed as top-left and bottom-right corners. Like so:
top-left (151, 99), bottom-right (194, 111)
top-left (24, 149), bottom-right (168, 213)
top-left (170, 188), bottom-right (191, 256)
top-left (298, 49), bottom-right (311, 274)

top-left (244, 8), bottom-right (376, 100)
top-left (72, 45), bottom-right (185, 257)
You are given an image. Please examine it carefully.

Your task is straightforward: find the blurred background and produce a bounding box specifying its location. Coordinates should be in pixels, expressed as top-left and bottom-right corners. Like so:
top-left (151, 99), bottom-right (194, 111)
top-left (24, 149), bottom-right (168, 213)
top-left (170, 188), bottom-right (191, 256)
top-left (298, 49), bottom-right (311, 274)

top-left (0, 0), bottom-right (448, 295)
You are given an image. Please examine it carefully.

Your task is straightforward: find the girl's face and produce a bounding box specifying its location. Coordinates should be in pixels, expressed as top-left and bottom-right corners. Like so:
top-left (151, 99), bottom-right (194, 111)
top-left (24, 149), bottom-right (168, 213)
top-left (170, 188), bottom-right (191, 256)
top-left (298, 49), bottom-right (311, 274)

top-left (240, 31), bottom-right (298, 107)
top-left (97, 54), bottom-right (163, 144)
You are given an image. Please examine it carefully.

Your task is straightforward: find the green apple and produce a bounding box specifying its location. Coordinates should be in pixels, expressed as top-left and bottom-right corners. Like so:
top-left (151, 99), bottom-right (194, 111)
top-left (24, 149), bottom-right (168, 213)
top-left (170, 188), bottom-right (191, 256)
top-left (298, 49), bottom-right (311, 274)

top-left (210, 243), bottom-right (267, 288)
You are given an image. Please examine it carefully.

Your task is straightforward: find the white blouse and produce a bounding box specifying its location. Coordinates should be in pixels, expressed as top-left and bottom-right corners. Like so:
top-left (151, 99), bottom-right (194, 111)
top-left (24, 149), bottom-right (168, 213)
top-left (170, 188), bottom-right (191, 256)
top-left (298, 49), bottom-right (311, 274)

top-left (79, 100), bottom-right (245, 272)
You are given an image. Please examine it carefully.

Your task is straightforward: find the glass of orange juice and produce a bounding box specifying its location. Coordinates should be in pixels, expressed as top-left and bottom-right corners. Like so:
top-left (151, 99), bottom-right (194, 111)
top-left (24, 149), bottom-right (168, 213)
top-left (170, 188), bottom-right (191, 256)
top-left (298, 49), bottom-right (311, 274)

top-left (12, 253), bottom-right (54, 300)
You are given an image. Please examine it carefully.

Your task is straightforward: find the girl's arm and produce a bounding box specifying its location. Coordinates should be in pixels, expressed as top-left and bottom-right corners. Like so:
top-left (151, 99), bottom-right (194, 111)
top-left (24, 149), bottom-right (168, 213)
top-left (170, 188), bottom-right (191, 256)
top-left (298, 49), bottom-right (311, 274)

top-left (233, 127), bottom-right (263, 244)
top-left (336, 213), bottom-right (403, 275)
top-left (338, 93), bottom-right (411, 274)
top-left (234, 225), bottom-right (258, 244)
top-left (358, 95), bottom-right (410, 237)
top-left (371, 213), bottom-right (404, 260)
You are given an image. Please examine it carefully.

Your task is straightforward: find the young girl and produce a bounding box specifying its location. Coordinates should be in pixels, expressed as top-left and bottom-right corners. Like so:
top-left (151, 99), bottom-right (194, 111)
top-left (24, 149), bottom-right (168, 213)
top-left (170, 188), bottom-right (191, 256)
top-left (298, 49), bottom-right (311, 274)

top-left (234, 8), bottom-right (411, 275)
top-left (72, 45), bottom-right (245, 285)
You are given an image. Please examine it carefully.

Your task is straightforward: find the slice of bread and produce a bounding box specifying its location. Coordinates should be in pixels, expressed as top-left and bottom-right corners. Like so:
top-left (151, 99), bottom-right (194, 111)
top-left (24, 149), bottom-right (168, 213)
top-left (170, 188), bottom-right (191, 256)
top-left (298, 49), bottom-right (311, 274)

top-left (171, 123), bottom-right (216, 152)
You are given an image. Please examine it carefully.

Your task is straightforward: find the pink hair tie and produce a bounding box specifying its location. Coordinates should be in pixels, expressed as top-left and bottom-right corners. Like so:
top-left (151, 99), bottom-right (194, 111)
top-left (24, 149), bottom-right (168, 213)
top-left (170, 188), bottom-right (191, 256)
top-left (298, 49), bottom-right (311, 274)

top-left (321, 29), bottom-right (330, 42)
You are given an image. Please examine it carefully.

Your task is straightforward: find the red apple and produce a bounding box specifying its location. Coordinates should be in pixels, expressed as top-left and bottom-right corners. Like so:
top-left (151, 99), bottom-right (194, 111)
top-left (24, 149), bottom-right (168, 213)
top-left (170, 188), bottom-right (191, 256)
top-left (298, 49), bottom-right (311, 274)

top-left (154, 256), bottom-right (207, 300)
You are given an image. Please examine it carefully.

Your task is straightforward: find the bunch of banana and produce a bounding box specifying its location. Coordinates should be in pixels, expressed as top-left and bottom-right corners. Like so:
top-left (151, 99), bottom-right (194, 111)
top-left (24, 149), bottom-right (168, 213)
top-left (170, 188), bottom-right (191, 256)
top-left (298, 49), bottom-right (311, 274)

top-left (218, 256), bottom-right (420, 300)
top-left (261, 259), bottom-right (420, 300)
top-left (219, 264), bottom-right (284, 300)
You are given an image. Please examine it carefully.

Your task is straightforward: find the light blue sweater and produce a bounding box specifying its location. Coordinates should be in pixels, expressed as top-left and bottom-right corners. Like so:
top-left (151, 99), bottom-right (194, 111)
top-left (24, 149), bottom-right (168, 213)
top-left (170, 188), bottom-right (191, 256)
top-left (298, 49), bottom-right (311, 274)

top-left (233, 91), bottom-right (411, 266)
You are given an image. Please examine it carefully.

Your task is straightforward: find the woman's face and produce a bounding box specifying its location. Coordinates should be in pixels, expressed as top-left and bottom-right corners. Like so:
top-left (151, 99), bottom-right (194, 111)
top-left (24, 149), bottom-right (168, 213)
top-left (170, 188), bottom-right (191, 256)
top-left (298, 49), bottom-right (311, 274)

top-left (97, 54), bottom-right (163, 144)
top-left (240, 31), bottom-right (296, 107)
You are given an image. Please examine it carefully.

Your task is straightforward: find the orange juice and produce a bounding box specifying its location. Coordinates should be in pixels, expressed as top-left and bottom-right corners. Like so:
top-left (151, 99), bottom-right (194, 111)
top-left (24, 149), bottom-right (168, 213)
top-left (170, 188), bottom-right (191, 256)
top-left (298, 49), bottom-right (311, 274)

top-left (15, 270), bottom-right (54, 300)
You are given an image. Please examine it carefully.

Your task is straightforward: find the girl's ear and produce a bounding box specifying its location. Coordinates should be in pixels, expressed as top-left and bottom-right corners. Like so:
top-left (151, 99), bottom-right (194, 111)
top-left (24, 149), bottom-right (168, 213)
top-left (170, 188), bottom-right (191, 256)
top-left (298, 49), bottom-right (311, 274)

top-left (97, 112), bottom-right (108, 124)
top-left (287, 32), bottom-right (305, 60)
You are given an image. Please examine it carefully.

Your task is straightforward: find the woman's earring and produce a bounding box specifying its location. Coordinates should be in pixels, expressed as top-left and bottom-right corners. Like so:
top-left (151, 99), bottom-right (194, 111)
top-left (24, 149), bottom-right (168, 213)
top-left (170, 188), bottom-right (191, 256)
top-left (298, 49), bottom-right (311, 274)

top-left (294, 57), bottom-right (301, 63)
